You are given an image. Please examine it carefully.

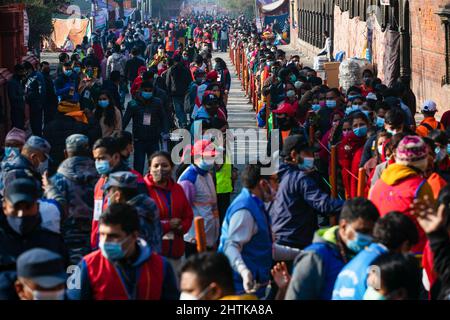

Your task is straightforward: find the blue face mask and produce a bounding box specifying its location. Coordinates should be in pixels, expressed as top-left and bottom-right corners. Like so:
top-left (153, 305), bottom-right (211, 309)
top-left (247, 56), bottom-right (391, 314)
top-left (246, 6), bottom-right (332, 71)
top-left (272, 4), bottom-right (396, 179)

top-left (98, 100), bottom-right (110, 108)
top-left (446, 144), bottom-right (450, 155)
top-left (99, 236), bottom-right (130, 261)
top-left (95, 160), bottom-right (111, 175)
top-left (353, 126), bottom-right (368, 137)
top-left (141, 91), bottom-right (153, 100)
top-left (197, 160), bottom-right (214, 171)
top-left (345, 106), bottom-right (358, 115)
top-left (346, 231), bottom-right (373, 253)
top-left (64, 70), bottom-right (73, 77)
top-left (4, 147), bottom-right (20, 159)
top-left (73, 67), bottom-right (81, 73)
top-left (363, 286), bottom-right (386, 300)
top-left (435, 147), bottom-right (441, 156)
top-left (298, 157), bottom-right (315, 171)
top-left (326, 100), bottom-right (336, 108)
top-left (347, 95), bottom-right (359, 101)
top-left (376, 116), bottom-right (385, 128)
top-left (311, 104), bottom-right (321, 112)
top-left (290, 74), bottom-right (297, 83)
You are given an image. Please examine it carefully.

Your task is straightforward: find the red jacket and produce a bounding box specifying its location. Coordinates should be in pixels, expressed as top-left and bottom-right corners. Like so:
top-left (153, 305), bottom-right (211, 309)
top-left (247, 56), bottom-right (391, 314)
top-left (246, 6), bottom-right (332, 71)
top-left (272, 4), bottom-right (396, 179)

top-left (92, 43), bottom-right (104, 63)
top-left (337, 132), bottom-right (366, 199)
top-left (369, 164), bottom-right (433, 253)
top-left (83, 249), bottom-right (163, 300)
top-left (144, 175), bottom-right (193, 258)
top-left (422, 240), bottom-right (437, 297)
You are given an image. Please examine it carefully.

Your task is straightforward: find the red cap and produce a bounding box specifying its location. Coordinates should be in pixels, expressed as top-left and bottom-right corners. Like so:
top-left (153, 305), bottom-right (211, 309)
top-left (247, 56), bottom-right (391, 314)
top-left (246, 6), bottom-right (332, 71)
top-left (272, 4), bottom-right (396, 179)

top-left (272, 101), bottom-right (297, 117)
top-left (206, 70), bottom-right (218, 81)
top-left (191, 139), bottom-right (217, 158)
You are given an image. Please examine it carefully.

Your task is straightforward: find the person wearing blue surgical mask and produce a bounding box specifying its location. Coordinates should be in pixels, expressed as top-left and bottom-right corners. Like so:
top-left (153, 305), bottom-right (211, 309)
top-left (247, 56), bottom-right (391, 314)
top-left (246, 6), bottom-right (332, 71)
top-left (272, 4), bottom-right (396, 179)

top-left (338, 113), bottom-right (369, 198)
top-left (317, 88), bottom-right (343, 134)
top-left (178, 139), bottom-right (220, 256)
top-left (122, 81), bottom-right (169, 174)
top-left (333, 212), bottom-right (419, 300)
top-left (285, 198), bottom-right (379, 300)
top-left (66, 203), bottom-right (179, 300)
top-left (352, 114), bottom-right (369, 138)
top-left (94, 91), bottom-right (122, 137)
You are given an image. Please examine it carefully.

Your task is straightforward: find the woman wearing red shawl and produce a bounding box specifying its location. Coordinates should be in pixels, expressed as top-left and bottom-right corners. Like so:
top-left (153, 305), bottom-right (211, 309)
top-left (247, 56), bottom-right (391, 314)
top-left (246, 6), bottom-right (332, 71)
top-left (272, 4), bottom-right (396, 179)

top-left (337, 112), bottom-right (369, 198)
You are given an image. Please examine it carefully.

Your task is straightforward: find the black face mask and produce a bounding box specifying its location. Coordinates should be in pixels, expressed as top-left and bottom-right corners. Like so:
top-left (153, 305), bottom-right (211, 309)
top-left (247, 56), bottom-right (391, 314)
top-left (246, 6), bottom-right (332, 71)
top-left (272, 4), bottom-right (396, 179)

top-left (7, 214), bottom-right (40, 235)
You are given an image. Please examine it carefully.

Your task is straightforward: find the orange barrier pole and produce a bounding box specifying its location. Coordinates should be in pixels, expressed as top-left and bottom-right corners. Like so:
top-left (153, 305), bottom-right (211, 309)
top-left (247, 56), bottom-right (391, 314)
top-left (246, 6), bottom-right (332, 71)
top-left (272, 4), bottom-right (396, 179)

top-left (357, 167), bottom-right (366, 198)
top-left (309, 125), bottom-right (314, 147)
top-left (194, 216), bottom-right (207, 253)
top-left (329, 145), bottom-right (338, 226)
top-left (237, 47), bottom-right (241, 79)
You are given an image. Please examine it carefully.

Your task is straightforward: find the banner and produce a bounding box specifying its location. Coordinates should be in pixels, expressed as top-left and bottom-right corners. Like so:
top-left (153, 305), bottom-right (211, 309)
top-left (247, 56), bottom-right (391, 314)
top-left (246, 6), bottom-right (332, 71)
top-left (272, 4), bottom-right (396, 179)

top-left (263, 13), bottom-right (288, 29)
top-left (51, 18), bottom-right (90, 48)
top-left (23, 10), bottom-right (29, 48)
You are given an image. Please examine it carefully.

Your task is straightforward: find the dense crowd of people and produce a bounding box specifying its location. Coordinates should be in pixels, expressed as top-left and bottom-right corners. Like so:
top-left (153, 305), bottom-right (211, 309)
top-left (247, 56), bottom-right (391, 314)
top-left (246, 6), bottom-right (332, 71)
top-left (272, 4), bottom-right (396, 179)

top-left (0, 13), bottom-right (450, 301)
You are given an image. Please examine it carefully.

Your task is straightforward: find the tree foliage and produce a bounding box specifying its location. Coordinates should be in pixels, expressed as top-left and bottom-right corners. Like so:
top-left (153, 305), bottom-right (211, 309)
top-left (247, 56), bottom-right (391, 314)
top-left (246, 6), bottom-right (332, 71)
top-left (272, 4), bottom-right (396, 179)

top-left (0, 0), bottom-right (68, 48)
top-left (221, 0), bottom-right (255, 18)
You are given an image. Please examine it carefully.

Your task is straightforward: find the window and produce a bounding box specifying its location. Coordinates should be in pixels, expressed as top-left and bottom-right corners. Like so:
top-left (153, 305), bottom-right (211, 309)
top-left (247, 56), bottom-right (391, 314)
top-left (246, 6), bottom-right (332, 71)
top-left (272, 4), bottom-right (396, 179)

top-left (437, 6), bottom-right (450, 85)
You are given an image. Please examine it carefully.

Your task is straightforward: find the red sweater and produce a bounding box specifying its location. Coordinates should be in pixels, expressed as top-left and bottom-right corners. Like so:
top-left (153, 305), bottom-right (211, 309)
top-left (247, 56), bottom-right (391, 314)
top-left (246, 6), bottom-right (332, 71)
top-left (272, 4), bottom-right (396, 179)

top-left (144, 175), bottom-right (193, 259)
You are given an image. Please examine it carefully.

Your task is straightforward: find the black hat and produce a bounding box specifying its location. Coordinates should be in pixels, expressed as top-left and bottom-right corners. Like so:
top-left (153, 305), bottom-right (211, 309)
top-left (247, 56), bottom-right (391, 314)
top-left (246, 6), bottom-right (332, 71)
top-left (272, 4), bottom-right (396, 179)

top-left (280, 134), bottom-right (309, 158)
top-left (4, 178), bottom-right (39, 205)
top-left (17, 248), bottom-right (66, 288)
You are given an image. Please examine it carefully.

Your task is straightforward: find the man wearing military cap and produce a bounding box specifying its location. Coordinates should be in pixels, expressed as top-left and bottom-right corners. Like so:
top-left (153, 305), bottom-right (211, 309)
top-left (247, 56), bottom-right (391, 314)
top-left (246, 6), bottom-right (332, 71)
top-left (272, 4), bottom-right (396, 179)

top-left (14, 248), bottom-right (67, 300)
top-left (47, 134), bottom-right (98, 265)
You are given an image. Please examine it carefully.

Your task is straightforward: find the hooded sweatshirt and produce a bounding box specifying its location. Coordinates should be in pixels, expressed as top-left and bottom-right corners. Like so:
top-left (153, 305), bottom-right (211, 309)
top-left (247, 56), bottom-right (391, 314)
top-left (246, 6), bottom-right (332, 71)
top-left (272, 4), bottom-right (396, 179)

top-left (369, 163), bottom-right (434, 252)
top-left (285, 226), bottom-right (353, 300)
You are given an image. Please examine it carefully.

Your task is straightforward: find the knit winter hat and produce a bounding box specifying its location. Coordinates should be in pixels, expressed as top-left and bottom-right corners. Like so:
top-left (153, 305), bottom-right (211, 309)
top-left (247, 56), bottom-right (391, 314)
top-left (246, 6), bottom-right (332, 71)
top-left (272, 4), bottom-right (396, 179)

top-left (395, 135), bottom-right (428, 168)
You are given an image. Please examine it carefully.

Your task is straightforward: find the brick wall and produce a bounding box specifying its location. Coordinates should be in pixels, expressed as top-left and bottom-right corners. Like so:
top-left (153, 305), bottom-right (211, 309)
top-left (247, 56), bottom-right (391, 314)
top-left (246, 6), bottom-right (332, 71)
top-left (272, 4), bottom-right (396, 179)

top-left (410, 0), bottom-right (450, 118)
top-left (333, 5), bottom-right (387, 81)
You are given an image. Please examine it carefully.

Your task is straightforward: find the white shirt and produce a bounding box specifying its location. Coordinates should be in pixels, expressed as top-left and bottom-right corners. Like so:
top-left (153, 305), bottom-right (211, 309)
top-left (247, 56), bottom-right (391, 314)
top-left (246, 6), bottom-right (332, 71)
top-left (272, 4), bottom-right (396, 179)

top-left (223, 208), bottom-right (301, 275)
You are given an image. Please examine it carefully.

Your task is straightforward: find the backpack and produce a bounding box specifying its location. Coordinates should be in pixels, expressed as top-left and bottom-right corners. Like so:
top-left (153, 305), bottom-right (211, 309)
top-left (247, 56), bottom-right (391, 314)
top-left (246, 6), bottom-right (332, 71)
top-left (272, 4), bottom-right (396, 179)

top-left (109, 55), bottom-right (125, 75)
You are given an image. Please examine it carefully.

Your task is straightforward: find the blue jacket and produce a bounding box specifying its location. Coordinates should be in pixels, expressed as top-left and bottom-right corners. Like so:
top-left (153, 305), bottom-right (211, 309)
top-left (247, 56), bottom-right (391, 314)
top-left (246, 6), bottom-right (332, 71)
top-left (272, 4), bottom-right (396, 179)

top-left (218, 188), bottom-right (272, 298)
top-left (332, 242), bottom-right (388, 300)
top-left (54, 73), bottom-right (79, 102)
top-left (286, 226), bottom-right (351, 300)
top-left (269, 163), bottom-right (344, 249)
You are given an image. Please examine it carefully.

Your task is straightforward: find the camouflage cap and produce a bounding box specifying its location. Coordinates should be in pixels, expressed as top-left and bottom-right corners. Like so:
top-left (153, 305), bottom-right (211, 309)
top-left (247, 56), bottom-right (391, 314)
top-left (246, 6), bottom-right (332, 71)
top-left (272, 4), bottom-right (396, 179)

top-left (66, 134), bottom-right (89, 153)
top-left (24, 136), bottom-right (51, 159)
top-left (103, 171), bottom-right (138, 190)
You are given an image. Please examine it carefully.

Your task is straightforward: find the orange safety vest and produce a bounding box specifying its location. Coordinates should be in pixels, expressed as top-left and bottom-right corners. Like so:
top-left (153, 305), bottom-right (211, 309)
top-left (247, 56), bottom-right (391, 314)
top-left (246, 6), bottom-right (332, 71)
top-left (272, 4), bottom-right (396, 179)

top-left (165, 37), bottom-right (175, 52)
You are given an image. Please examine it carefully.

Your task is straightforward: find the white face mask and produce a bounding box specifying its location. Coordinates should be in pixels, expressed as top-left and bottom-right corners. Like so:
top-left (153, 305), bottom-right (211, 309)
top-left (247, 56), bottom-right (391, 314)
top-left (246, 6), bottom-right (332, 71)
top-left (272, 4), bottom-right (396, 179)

top-left (24, 284), bottom-right (65, 300)
top-left (179, 285), bottom-right (211, 300)
top-left (377, 145), bottom-right (383, 156)
top-left (179, 292), bottom-right (198, 300)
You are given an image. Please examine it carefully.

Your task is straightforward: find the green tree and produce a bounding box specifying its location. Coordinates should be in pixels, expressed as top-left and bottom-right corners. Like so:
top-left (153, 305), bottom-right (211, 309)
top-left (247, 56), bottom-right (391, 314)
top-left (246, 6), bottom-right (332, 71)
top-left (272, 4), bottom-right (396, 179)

top-left (221, 0), bottom-right (255, 18)
top-left (0, 0), bottom-right (68, 50)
